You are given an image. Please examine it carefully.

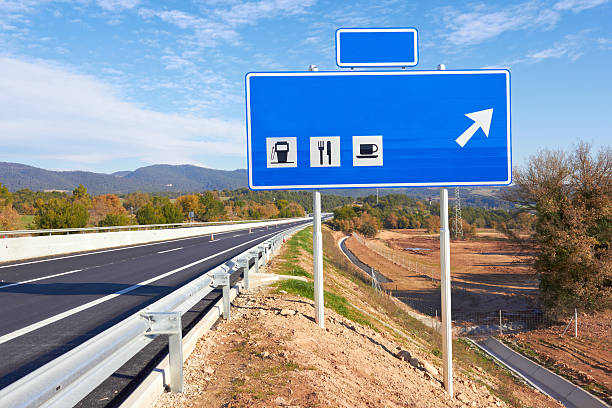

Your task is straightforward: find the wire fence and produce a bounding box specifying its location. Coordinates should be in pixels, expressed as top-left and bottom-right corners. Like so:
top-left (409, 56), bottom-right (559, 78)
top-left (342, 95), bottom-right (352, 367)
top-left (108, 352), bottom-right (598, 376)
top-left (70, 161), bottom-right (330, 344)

top-left (352, 232), bottom-right (439, 281)
top-left (393, 293), bottom-right (558, 339)
top-left (350, 233), bottom-right (576, 339)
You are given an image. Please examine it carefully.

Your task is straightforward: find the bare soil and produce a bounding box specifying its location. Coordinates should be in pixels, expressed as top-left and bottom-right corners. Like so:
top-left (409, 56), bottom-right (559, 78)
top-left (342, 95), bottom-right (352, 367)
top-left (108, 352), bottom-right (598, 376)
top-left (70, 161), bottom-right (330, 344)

top-left (504, 310), bottom-right (612, 404)
top-left (345, 229), bottom-right (539, 314)
top-left (155, 290), bottom-right (513, 408)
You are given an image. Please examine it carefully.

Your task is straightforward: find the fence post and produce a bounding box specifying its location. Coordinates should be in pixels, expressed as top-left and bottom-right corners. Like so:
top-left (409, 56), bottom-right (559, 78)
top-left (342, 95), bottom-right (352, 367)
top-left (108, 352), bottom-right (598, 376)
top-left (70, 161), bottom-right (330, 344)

top-left (499, 310), bottom-right (503, 336)
top-left (575, 308), bottom-right (578, 338)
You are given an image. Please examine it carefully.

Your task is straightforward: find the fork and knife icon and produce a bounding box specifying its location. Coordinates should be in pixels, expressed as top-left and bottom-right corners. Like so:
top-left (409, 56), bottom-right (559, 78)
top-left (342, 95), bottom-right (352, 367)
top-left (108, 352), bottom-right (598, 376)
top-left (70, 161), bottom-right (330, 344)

top-left (318, 140), bottom-right (332, 165)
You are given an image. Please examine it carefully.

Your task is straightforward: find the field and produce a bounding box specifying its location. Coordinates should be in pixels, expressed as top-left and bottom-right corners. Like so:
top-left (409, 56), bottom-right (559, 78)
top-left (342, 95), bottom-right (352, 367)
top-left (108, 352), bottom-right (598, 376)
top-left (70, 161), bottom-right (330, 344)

top-left (343, 228), bottom-right (611, 402)
top-left (345, 228), bottom-right (539, 314)
top-left (19, 215), bottom-right (34, 229)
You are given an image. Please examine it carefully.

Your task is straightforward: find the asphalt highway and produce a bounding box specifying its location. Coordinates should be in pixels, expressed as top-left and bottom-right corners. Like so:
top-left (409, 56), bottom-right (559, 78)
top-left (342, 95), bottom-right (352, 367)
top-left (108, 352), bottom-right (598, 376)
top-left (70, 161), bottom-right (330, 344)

top-left (0, 220), bottom-right (309, 400)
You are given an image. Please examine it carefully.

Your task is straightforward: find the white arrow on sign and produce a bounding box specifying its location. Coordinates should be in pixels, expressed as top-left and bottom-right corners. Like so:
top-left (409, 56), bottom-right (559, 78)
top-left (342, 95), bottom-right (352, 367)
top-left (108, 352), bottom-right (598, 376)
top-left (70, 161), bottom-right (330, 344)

top-left (455, 108), bottom-right (493, 148)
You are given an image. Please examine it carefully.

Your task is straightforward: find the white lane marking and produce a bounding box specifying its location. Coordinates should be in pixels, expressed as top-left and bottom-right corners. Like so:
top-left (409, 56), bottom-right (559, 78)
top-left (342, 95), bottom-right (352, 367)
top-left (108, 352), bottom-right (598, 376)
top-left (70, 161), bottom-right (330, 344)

top-left (0, 228), bottom-right (287, 345)
top-left (0, 269), bottom-right (83, 290)
top-left (157, 247), bottom-right (183, 254)
top-left (0, 226), bottom-right (282, 269)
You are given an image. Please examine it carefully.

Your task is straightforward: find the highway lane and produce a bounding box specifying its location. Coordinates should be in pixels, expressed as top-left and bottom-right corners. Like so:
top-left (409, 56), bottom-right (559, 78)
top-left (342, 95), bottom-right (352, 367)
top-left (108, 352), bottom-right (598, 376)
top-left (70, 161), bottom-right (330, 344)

top-left (0, 220), bottom-right (308, 391)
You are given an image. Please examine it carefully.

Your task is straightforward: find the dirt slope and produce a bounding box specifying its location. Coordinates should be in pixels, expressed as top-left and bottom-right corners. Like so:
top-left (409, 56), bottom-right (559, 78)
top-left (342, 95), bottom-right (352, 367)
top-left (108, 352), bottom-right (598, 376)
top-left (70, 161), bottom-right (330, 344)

top-left (156, 289), bottom-right (508, 408)
top-left (154, 227), bottom-right (562, 408)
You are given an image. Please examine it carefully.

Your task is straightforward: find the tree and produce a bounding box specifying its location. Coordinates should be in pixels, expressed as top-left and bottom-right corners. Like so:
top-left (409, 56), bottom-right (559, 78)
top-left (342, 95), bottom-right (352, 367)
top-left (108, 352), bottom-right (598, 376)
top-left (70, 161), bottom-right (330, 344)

top-left (136, 204), bottom-right (161, 225)
top-left (278, 202), bottom-right (304, 218)
top-left (0, 206), bottom-right (20, 230)
top-left (0, 183), bottom-right (12, 207)
top-left (356, 212), bottom-right (380, 238)
top-left (161, 202), bottom-right (184, 223)
top-left (99, 213), bottom-right (132, 227)
top-left (90, 194), bottom-right (127, 225)
top-left (508, 143), bottom-right (611, 316)
top-left (34, 198), bottom-right (89, 229)
top-left (72, 184), bottom-right (89, 200)
top-left (333, 205), bottom-right (357, 221)
top-left (123, 192), bottom-right (150, 212)
top-left (175, 194), bottom-right (201, 217)
top-left (199, 192), bottom-right (226, 221)
top-left (425, 215), bottom-right (440, 233)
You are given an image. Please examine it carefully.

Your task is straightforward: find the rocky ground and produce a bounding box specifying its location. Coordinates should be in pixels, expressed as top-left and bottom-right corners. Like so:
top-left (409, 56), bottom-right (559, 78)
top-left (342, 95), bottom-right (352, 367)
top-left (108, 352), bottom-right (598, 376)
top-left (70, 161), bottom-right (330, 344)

top-left (155, 287), bottom-right (509, 408)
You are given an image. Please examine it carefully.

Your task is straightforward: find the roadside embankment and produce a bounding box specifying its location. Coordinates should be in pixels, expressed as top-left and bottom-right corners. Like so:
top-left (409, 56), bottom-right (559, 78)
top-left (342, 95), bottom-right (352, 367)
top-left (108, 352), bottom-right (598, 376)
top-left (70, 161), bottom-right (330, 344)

top-left (153, 227), bottom-right (563, 408)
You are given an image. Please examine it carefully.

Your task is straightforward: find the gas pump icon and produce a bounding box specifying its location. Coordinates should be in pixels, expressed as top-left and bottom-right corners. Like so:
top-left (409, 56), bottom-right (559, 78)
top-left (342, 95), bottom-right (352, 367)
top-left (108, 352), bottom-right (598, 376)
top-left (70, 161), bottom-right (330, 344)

top-left (271, 141), bottom-right (291, 164)
top-left (266, 137), bottom-right (297, 168)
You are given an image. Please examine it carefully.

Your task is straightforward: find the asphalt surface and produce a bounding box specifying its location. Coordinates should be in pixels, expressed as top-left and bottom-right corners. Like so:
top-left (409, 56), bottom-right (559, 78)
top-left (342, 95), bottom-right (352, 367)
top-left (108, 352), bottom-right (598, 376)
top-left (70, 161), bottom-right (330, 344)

top-left (338, 236), bottom-right (391, 283)
top-left (0, 220), bottom-right (309, 403)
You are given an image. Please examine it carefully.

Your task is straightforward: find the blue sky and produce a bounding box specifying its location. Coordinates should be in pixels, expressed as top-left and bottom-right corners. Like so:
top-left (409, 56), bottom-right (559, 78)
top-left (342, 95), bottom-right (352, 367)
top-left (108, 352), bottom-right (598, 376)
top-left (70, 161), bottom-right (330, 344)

top-left (0, 0), bottom-right (610, 173)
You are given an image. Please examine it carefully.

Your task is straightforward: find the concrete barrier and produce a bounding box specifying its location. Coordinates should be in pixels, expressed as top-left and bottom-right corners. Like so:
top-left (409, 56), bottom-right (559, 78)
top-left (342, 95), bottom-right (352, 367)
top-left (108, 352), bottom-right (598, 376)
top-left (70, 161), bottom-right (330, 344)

top-left (0, 218), bottom-right (309, 263)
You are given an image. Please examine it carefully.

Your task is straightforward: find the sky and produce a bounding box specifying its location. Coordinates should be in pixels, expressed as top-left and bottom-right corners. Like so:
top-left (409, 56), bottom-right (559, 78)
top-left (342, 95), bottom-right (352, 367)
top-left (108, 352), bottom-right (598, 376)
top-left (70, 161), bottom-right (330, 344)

top-left (0, 0), bottom-right (611, 173)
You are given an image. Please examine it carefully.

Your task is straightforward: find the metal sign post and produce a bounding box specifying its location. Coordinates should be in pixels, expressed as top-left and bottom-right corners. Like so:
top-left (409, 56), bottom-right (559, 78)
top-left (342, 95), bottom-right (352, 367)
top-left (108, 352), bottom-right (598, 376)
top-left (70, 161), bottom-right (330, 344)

top-left (439, 187), bottom-right (453, 396)
top-left (308, 64), bottom-right (325, 329)
top-left (313, 190), bottom-right (324, 328)
top-left (438, 63), bottom-right (454, 397)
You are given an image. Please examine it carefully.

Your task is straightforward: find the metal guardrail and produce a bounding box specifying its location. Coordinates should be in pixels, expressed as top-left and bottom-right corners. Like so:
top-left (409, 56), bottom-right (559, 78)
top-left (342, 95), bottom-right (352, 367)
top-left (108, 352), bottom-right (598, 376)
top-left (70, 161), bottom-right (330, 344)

top-left (0, 217), bottom-right (302, 237)
top-left (0, 222), bottom-right (309, 408)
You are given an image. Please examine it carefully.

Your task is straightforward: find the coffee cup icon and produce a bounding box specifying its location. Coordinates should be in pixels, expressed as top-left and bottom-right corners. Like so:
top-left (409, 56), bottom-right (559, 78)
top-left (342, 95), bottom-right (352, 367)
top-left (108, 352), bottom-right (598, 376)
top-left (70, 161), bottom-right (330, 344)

top-left (357, 143), bottom-right (378, 158)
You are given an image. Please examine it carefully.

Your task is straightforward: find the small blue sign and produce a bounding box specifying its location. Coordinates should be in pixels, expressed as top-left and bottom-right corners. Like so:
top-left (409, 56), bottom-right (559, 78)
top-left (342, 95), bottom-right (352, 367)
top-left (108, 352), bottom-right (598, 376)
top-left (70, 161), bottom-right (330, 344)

top-left (246, 70), bottom-right (511, 190)
top-left (336, 28), bottom-right (418, 67)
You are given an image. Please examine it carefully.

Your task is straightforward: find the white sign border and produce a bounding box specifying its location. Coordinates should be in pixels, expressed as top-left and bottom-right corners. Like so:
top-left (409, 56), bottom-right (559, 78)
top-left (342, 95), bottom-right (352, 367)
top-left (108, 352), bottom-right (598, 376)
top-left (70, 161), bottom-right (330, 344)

top-left (246, 69), bottom-right (512, 190)
top-left (335, 28), bottom-right (419, 67)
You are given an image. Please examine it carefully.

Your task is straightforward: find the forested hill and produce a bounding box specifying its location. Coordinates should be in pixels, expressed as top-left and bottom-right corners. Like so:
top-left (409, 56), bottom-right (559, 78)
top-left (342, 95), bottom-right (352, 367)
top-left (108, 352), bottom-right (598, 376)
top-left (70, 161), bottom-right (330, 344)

top-left (0, 162), bottom-right (247, 195)
top-left (0, 162), bottom-right (510, 208)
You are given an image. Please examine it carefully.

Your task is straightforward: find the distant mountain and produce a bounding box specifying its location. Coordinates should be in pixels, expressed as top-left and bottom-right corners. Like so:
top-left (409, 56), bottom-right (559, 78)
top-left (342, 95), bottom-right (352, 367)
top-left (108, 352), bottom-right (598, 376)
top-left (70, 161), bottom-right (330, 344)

top-left (0, 162), bottom-right (247, 195)
top-left (0, 162), bottom-right (510, 208)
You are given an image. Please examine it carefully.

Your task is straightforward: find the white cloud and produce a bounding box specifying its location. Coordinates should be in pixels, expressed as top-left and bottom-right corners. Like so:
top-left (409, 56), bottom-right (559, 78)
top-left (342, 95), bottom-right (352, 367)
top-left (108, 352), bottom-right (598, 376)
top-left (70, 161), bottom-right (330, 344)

top-left (216, 0), bottom-right (316, 26)
top-left (436, 0), bottom-right (610, 47)
top-left (483, 31), bottom-right (591, 68)
top-left (97, 0), bottom-right (140, 11)
top-left (0, 57), bottom-right (245, 170)
top-left (437, 2), bottom-right (560, 46)
top-left (139, 0), bottom-right (316, 49)
top-left (553, 0), bottom-right (610, 12)
top-left (597, 37), bottom-right (612, 49)
top-left (138, 8), bottom-right (240, 47)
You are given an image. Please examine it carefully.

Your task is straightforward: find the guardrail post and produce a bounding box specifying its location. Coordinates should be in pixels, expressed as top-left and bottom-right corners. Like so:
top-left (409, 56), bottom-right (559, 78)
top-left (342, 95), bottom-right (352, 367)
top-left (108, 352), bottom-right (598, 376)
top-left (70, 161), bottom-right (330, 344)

top-left (142, 311), bottom-right (184, 393)
top-left (251, 251), bottom-right (260, 273)
top-left (239, 257), bottom-right (250, 290)
top-left (213, 268), bottom-right (231, 320)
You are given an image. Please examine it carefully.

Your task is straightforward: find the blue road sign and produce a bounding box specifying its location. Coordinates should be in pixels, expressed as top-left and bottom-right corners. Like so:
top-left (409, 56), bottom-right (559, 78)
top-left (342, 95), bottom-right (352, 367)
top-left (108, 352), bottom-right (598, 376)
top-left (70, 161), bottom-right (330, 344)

top-left (246, 70), bottom-right (511, 190)
top-left (336, 28), bottom-right (418, 67)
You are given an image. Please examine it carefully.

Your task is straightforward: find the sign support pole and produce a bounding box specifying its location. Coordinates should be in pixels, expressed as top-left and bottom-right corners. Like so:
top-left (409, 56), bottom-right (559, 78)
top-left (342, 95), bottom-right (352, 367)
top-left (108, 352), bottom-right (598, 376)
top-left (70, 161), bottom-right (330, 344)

top-left (440, 187), bottom-right (453, 395)
top-left (313, 190), bottom-right (324, 328)
top-left (307, 63), bottom-right (324, 329)
top-left (438, 63), bottom-right (453, 397)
